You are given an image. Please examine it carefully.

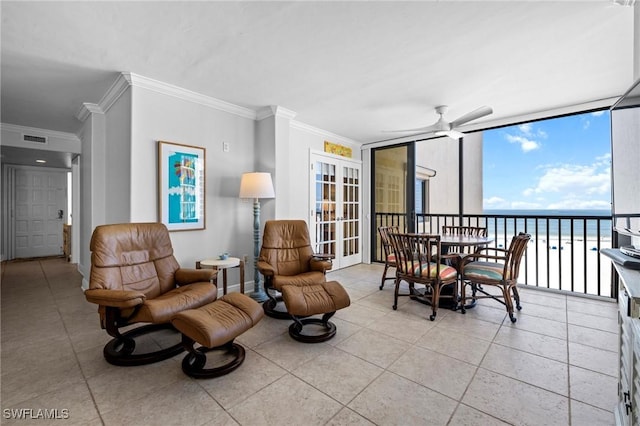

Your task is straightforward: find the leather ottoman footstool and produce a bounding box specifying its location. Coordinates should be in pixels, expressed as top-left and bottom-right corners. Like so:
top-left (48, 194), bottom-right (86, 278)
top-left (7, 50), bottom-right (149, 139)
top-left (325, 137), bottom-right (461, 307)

top-left (170, 293), bottom-right (264, 378)
top-left (281, 281), bottom-right (351, 343)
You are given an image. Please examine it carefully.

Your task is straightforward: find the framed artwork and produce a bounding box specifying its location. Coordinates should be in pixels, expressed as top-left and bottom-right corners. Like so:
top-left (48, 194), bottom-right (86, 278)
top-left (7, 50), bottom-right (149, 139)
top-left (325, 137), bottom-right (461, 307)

top-left (324, 140), bottom-right (352, 158)
top-left (157, 141), bottom-right (206, 231)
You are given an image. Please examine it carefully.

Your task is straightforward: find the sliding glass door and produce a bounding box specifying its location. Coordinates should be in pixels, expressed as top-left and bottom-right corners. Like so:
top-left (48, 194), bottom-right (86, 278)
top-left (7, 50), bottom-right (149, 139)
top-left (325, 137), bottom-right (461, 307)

top-left (371, 143), bottom-right (416, 260)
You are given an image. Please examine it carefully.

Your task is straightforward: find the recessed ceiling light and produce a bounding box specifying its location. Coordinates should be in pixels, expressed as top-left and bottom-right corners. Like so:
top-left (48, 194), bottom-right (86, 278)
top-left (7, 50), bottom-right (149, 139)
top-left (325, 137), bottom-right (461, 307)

top-left (36, 159), bottom-right (47, 163)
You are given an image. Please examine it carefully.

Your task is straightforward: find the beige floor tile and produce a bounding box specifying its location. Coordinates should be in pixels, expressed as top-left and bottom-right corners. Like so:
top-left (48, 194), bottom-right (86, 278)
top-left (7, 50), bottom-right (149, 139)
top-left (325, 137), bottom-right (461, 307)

top-left (567, 298), bottom-right (617, 319)
top-left (570, 400), bottom-right (615, 426)
top-left (324, 317), bottom-right (363, 346)
top-left (481, 344), bottom-right (569, 396)
top-left (449, 404), bottom-right (511, 425)
top-left (325, 407), bottom-right (376, 426)
top-left (568, 323), bottom-right (617, 350)
top-left (463, 368), bottom-right (569, 425)
top-left (1, 334), bottom-right (76, 375)
top-left (517, 302), bottom-right (567, 323)
top-left (501, 312), bottom-right (568, 340)
top-left (86, 357), bottom-right (184, 414)
top-left (434, 313), bottom-right (502, 342)
top-left (519, 288), bottom-right (568, 309)
top-left (334, 303), bottom-right (389, 327)
top-left (416, 326), bottom-right (491, 365)
top-left (569, 365), bottom-right (618, 411)
top-left (1, 353), bottom-right (86, 407)
top-left (456, 302), bottom-right (508, 324)
top-left (0, 259), bottom-right (625, 426)
top-left (234, 316), bottom-right (287, 348)
top-left (100, 380), bottom-right (224, 426)
top-left (568, 310), bottom-right (618, 333)
top-left (292, 346), bottom-right (383, 404)
top-left (389, 346), bottom-right (477, 400)
top-left (494, 325), bottom-right (568, 362)
top-left (354, 288), bottom-right (399, 312)
top-left (200, 413), bottom-right (240, 426)
top-left (228, 374), bottom-right (342, 425)
top-left (253, 333), bottom-right (331, 371)
top-left (365, 310), bottom-right (434, 344)
top-left (0, 382), bottom-right (99, 426)
top-left (198, 349), bottom-right (287, 410)
top-left (336, 328), bottom-right (411, 369)
top-left (569, 341), bottom-right (618, 377)
top-left (348, 371), bottom-right (458, 425)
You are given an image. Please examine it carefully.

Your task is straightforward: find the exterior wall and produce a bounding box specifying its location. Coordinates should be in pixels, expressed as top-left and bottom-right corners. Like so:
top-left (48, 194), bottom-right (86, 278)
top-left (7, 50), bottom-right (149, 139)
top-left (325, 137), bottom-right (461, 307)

top-left (414, 132), bottom-right (483, 215)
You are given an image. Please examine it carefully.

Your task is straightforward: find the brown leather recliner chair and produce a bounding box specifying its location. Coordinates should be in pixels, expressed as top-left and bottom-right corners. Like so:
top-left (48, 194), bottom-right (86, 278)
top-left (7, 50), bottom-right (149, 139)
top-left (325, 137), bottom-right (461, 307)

top-left (84, 222), bottom-right (218, 366)
top-left (257, 220), bottom-right (333, 319)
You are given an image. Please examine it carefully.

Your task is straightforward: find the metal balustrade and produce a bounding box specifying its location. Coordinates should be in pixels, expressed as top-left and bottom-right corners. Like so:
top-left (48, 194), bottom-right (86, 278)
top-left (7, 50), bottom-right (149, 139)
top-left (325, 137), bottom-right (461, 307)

top-left (374, 212), bottom-right (617, 299)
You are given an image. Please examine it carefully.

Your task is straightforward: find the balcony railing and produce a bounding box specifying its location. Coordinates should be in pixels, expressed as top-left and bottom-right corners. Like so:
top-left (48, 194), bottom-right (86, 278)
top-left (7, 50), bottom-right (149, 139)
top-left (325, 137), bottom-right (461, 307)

top-left (374, 212), bottom-right (615, 299)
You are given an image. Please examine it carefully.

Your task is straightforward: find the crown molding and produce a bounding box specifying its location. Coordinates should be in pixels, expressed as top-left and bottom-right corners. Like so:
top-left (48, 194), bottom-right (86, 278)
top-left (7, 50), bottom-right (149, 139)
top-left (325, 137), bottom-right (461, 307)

top-left (0, 122), bottom-right (80, 142)
top-left (256, 105), bottom-right (297, 121)
top-left (291, 120), bottom-right (361, 147)
top-left (126, 72), bottom-right (257, 120)
top-left (75, 103), bottom-right (104, 122)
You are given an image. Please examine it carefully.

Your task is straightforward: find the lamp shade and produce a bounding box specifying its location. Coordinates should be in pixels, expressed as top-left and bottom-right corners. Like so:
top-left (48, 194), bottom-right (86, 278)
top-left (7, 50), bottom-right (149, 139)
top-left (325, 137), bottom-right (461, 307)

top-left (239, 172), bottom-right (275, 199)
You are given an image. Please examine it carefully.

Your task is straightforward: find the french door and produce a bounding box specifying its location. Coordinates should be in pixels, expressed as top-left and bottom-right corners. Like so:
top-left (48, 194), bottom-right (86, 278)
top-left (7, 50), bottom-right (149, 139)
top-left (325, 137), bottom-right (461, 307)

top-left (310, 152), bottom-right (362, 269)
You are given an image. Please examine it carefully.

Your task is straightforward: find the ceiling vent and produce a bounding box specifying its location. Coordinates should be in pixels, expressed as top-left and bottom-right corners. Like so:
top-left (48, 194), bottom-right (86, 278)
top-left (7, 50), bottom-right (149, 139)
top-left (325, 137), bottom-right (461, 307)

top-left (22, 134), bottom-right (48, 144)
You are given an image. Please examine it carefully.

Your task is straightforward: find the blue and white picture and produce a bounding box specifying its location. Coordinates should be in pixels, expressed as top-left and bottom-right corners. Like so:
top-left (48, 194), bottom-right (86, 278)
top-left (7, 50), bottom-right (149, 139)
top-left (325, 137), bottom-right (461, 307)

top-left (158, 141), bottom-right (205, 231)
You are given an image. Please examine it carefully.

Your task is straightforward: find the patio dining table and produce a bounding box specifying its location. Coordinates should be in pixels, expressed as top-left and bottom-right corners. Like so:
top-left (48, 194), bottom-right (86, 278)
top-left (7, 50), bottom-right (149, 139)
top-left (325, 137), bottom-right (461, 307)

top-left (412, 233), bottom-right (494, 310)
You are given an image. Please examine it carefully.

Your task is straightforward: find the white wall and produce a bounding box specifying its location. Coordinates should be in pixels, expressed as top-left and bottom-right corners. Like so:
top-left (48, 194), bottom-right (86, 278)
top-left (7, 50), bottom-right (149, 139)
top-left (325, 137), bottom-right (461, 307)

top-left (105, 89), bottom-right (132, 224)
top-left (129, 85), bottom-right (258, 269)
top-left (289, 122), bottom-right (361, 221)
top-left (0, 124), bottom-right (81, 153)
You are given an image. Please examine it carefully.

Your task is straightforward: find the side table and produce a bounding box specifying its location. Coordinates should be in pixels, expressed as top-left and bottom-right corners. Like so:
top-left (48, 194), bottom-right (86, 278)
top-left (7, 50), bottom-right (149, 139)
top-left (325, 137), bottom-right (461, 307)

top-left (196, 257), bottom-right (245, 295)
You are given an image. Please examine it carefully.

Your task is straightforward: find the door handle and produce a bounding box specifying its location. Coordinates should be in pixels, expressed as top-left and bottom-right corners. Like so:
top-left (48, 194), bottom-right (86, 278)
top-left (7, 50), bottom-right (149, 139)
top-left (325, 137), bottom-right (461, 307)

top-left (57, 210), bottom-right (64, 219)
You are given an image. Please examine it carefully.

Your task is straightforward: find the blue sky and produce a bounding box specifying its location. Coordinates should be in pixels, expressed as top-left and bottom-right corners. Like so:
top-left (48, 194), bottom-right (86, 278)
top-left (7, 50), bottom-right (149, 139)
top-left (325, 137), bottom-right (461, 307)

top-left (483, 110), bottom-right (611, 211)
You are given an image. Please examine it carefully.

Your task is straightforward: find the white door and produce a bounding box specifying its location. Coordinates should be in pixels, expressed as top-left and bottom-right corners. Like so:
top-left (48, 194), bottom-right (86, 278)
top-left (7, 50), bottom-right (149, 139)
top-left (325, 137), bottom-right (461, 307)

top-left (310, 152), bottom-right (362, 269)
top-left (14, 168), bottom-right (67, 258)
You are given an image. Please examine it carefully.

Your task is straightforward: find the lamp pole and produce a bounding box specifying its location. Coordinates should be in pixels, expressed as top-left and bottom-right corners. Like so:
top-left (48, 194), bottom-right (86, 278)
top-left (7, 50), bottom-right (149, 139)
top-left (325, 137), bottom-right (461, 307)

top-left (239, 172), bottom-right (274, 303)
top-left (250, 197), bottom-right (268, 302)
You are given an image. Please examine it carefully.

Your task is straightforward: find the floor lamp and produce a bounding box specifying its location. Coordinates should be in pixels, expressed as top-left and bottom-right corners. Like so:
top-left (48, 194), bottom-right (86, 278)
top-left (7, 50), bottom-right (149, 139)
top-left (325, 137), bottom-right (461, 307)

top-left (239, 172), bottom-right (275, 302)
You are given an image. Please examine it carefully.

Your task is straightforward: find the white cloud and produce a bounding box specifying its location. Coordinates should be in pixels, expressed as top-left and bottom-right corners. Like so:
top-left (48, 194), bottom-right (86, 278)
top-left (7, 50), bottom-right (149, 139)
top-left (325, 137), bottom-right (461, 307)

top-left (518, 123), bottom-right (532, 135)
top-left (505, 134), bottom-right (541, 152)
top-left (523, 156), bottom-right (611, 208)
top-left (591, 110), bottom-right (605, 117)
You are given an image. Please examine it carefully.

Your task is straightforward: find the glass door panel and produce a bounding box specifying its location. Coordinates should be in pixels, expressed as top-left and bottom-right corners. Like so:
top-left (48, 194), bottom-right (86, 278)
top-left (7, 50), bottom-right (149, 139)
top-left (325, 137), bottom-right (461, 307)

top-left (372, 144), bottom-right (415, 262)
top-left (311, 153), bottom-right (362, 269)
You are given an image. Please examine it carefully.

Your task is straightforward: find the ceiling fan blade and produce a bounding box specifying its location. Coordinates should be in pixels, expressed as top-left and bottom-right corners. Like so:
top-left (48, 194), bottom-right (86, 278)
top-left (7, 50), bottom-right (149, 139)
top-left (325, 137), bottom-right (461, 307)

top-left (450, 106), bottom-right (493, 128)
top-left (435, 129), bottom-right (466, 139)
top-left (382, 123), bottom-right (439, 133)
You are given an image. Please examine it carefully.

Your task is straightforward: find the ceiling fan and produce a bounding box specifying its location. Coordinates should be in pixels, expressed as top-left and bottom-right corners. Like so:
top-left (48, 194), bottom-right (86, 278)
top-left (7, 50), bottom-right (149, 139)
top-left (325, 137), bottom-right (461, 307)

top-left (384, 105), bottom-right (493, 139)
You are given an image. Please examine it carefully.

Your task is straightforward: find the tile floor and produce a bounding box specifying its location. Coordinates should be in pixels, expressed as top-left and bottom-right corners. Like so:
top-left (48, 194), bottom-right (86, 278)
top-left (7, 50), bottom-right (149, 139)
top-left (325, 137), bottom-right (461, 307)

top-left (1, 258), bottom-right (618, 425)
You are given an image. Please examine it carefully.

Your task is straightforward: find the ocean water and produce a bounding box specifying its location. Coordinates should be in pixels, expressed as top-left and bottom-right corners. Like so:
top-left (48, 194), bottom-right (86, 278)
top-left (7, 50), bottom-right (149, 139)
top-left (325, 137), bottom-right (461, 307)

top-left (482, 209), bottom-right (612, 240)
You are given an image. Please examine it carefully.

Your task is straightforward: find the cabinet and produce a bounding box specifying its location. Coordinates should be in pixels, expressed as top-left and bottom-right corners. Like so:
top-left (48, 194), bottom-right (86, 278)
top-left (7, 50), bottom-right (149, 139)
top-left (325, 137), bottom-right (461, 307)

top-left (63, 224), bottom-right (71, 261)
top-left (612, 261), bottom-right (640, 425)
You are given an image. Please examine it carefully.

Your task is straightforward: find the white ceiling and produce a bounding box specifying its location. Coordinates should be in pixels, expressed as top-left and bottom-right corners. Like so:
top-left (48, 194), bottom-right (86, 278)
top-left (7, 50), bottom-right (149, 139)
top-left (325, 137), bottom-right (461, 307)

top-left (0, 1), bottom-right (637, 168)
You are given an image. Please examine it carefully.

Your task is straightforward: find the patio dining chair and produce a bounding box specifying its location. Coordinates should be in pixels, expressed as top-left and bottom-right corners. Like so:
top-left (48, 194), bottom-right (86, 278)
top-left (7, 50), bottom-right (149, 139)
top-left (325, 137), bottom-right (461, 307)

top-left (377, 225), bottom-right (400, 290)
top-left (460, 232), bottom-right (531, 323)
top-left (388, 232), bottom-right (458, 321)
